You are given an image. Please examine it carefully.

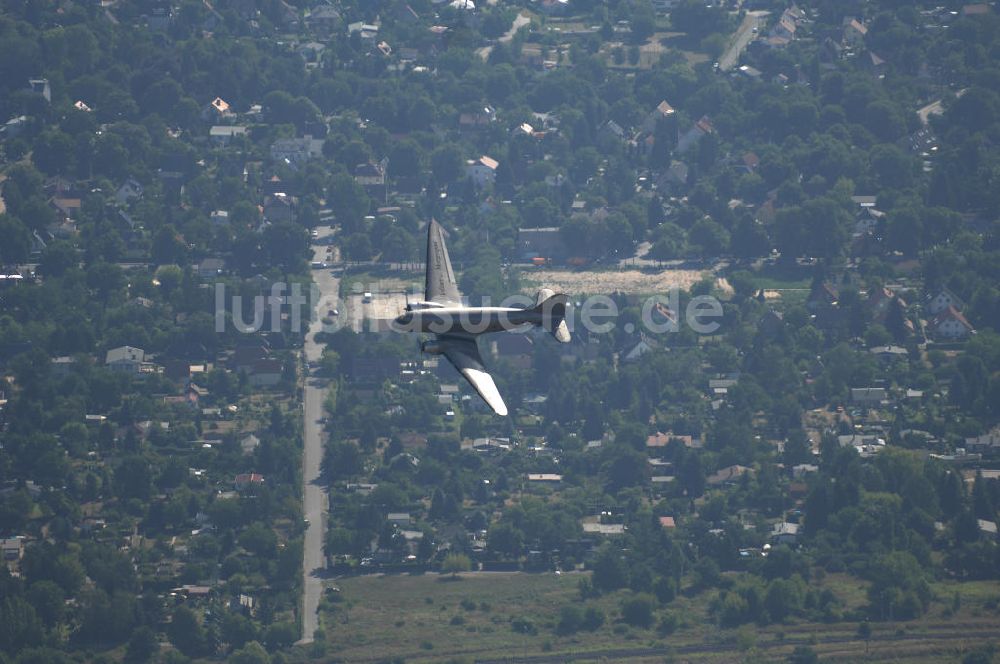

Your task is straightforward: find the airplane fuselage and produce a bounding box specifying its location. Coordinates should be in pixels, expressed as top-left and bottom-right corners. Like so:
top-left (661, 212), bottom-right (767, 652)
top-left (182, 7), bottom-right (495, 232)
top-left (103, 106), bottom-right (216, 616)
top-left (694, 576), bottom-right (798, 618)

top-left (394, 306), bottom-right (545, 336)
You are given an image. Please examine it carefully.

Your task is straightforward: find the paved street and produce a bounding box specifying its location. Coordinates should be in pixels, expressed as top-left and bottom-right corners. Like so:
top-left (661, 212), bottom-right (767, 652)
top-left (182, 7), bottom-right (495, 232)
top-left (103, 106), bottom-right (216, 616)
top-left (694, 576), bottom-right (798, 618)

top-left (718, 10), bottom-right (768, 72)
top-left (299, 227), bottom-right (339, 644)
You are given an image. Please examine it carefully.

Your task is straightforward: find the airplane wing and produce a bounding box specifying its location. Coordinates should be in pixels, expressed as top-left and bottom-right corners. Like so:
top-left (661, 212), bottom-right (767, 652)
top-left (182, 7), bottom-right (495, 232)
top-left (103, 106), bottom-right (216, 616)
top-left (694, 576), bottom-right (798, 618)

top-left (438, 334), bottom-right (508, 416)
top-left (425, 219), bottom-right (462, 305)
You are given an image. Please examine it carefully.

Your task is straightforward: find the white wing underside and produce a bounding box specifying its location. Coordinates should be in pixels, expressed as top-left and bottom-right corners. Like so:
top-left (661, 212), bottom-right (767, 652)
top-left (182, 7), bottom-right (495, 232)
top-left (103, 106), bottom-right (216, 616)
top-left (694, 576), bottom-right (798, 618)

top-left (439, 335), bottom-right (508, 416)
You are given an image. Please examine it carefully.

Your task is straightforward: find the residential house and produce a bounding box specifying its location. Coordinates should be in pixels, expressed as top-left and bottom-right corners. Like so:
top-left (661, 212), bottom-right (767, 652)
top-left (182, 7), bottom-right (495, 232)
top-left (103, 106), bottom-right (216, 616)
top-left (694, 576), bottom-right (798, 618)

top-left (676, 116), bottom-right (714, 154)
top-left (517, 226), bottom-right (568, 261)
top-left (931, 305), bottom-right (975, 340)
top-left (263, 193), bottom-right (295, 224)
top-left (527, 473), bottom-right (562, 486)
top-left (196, 258), bottom-right (226, 278)
top-left (792, 463), bottom-right (819, 478)
top-left (647, 431), bottom-right (698, 449)
top-left (298, 41), bottom-right (326, 65)
top-left (658, 516), bottom-right (676, 529)
top-left (235, 473), bottom-right (265, 490)
top-left (869, 345), bottom-right (907, 360)
top-left (354, 160), bottom-right (387, 196)
top-left (240, 433), bottom-right (260, 455)
top-left (926, 287), bottom-right (965, 316)
top-left (209, 125), bottom-right (248, 146)
top-left (962, 4), bottom-right (992, 17)
top-left (115, 177), bottom-right (144, 206)
top-left (758, 309), bottom-right (785, 339)
top-left (641, 100), bottom-right (676, 134)
top-left (232, 343), bottom-right (269, 373)
top-left (50, 195), bottom-right (82, 221)
top-left (868, 51), bottom-right (887, 77)
top-left (347, 21), bottom-right (379, 42)
top-left (806, 282), bottom-right (839, 312)
top-left (707, 464), bottom-right (754, 486)
top-left (623, 337), bottom-right (658, 363)
top-left (28, 78), bottom-right (51, 103)
top-left (387, 513), bottom-right (412, 528)
top-left (851, 387), bottom-right (887, 404)
top-left (248, 359), bottom-right (283, 387)
top-left (492, 333), bottom-right (533, 370)
top-left (2, 537), bottom-right (23, 561)
top-left (656, 160), bottom-right (690, 192)
top-left (270, 136), bottom-right (325, 168)
top-left (348, 356), bottom-right (399, 383)
top-left (739, 152), bottom-right (760, 174)
top-left (203, 97), bottom-right (234, 123)
top-left (966, 429), bottom-right (1000, 455)
top-left (601, 120), bottom-right (627, 141)
top-left (106, 346), bottom-right (145, 373)
top-left (466, 155), bottom-right (499, 188)
top-left (771, 521), bottom-right (800, 545)
top-left (843, 18), bottom-right (867, 48)
top-left (582, 522), bottom-right (626, 536)
top-left (459, 105), bottom-right (497, 130)
top-left (772, 14), bottom-right (798, 41)
top-left (650, 476), bottom-right (675, 493)
top-left (307, 5), bottom-right (341, 34)
top-left (51, 356), bottom-right (78, 377)
top-left (0, 115), bottom-right (28, 140)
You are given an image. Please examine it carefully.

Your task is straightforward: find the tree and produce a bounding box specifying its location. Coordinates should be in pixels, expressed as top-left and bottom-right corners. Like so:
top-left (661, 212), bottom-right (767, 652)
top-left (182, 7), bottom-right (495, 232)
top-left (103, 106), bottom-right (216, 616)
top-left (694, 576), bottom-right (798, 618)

top-left (431, 144), bottom-right (464, 185)
top-left (442, 552), bottom-right (472, 577)
top-left (151, 225), bottom-right (188, 265)
top-left (582, 606), bottom-right (605, 631)
top-left (621, 593), bottom-right (655, 628)
top-left (765, 578), bottom-right (803, 623)
top-left (230, 641), bottom-right (270, 664)
top-left (591, 544), bottom-right (628, 592)
top-left (487, 522), bottom-right (524, 558)
top-left (557, 605), bottom-right (584, 634)
top-left (631, 1), bottom-right (657, 42)
top-left (867, 551), bottom-right (931, 620)
top-left (167, 606), bottom-right (207, 657)
top-left (38, 240), bottom-right (77, 277)
top-left (0, 597), bottom-right (43, 653)
top-left (788, 645), bottom-right (818, 664)
top-left (264, 622), bottom-right (298, 650)
top-left (124, 626), bottom-right (159, 663)
top-left (857, 620), bottom-right (872, 654)
top-left (0, 215), bottom-right (32, 265)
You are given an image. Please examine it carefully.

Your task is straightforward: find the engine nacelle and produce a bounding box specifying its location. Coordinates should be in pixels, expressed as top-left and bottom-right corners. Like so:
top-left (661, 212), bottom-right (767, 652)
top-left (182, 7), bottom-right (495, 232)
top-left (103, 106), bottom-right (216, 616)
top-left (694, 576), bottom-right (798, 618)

top-left (421, 340), bottom-right (445, 355)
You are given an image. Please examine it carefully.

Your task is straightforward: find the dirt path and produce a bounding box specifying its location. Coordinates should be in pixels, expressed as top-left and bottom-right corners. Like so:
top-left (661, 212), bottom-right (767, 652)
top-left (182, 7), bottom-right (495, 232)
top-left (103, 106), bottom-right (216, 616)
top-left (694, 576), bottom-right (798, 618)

top-left (522, 268), bottom-right (709, 296)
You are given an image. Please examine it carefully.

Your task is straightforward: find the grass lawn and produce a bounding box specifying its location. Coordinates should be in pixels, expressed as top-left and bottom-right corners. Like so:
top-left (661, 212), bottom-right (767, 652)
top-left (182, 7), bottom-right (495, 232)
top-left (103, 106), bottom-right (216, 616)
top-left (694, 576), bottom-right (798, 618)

top-left (299, 571), bottom-right (1000, 663)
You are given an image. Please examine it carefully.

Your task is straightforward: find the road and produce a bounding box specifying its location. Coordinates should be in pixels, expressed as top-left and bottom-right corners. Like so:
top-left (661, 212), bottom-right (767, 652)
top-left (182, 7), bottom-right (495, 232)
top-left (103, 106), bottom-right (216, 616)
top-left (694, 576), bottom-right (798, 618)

top-left (299, 226), bottom-right (339, 644)
top-left (477, 11), bottom-right (530, 60)
top-left (717, 10), bottom-right (768, 72)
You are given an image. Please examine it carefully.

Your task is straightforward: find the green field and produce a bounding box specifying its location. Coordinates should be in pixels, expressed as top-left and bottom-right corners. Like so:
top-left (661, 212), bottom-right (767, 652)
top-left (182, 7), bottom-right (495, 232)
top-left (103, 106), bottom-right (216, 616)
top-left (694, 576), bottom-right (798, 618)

top-left (297, 572), bottom-right (1000, 663)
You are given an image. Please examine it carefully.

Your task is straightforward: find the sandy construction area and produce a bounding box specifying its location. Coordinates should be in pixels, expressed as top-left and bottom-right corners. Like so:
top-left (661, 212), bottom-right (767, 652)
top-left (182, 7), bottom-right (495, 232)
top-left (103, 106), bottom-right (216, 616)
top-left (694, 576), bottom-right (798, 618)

top-left (522, 268), bottom-right (710, 296)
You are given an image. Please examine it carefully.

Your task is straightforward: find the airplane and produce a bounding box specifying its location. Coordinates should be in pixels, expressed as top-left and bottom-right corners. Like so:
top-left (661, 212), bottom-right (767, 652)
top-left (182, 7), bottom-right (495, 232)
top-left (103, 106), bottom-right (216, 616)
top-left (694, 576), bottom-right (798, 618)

top-left (394, 219), bottom-right (570, 416)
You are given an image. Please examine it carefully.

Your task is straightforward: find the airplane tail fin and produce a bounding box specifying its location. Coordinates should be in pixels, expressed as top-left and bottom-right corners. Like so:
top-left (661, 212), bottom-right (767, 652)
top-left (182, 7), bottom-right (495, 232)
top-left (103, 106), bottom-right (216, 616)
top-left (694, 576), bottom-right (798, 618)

top-left (532, 288), bottom-right (571, 343)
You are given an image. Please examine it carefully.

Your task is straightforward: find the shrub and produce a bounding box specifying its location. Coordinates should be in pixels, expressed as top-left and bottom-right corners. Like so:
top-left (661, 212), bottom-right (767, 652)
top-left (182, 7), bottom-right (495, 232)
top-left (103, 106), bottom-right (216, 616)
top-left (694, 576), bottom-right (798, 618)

top-left (621, 593), bottom-right (655, 629)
